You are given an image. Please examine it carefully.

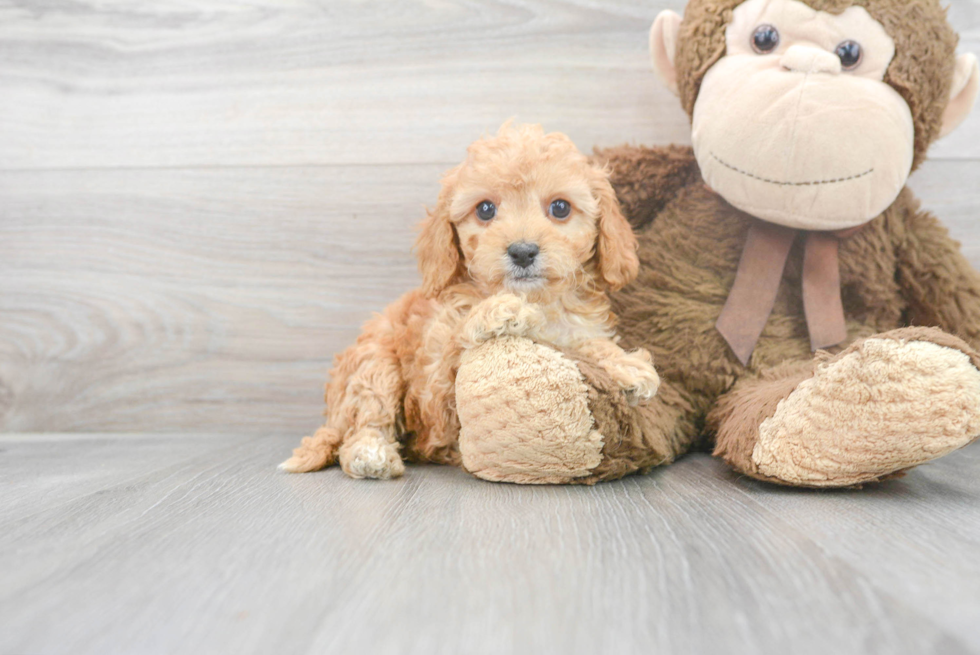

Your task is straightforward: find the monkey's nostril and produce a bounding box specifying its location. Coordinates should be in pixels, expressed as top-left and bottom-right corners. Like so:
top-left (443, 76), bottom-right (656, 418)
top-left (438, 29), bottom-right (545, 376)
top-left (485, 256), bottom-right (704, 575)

top-left (507, 242), bottom-right (540, 268)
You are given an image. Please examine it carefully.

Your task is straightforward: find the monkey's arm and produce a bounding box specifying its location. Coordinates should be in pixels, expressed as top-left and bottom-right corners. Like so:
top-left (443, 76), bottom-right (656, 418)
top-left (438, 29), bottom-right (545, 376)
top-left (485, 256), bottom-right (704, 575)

top-left (894, 193), bottom-right (980, 350)
top-left (591, 144), bottom-right (701, 231)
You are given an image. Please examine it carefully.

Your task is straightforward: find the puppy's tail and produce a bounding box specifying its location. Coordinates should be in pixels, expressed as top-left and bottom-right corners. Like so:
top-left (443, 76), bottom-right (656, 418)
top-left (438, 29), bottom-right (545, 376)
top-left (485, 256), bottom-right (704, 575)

top-left (278, 426), bottom-right (343, 473)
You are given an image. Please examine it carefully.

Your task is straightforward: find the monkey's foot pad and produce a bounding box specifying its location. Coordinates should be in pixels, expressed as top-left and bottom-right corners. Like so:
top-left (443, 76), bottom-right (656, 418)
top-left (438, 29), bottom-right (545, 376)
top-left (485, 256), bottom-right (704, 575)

top-left (753, 334), bottom-right (980, 487)
top-left (456, 336), bottom-right (604, 484)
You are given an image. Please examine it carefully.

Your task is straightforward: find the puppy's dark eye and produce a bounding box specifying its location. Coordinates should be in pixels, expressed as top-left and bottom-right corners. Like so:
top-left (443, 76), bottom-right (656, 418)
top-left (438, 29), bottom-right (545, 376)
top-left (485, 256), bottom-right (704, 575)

top-left (835, 40), bottom-right (862, 70)
top-left (476, 200), bottom-right (496, 222)
top-left (549, 199), bottom-right (571, 220)
top-left (751, 24), bottom-right (779, 54)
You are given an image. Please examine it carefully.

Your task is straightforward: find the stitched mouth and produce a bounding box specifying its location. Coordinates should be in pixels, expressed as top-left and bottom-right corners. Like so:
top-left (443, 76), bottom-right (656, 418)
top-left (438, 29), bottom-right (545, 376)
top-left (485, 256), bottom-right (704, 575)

top-left (711, 152), bottom-right (874, 187)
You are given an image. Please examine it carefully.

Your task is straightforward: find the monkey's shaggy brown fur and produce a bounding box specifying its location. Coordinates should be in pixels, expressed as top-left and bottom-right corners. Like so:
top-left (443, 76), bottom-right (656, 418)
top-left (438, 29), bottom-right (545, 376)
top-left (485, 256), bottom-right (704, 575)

top-left (453, 0), bottom-right (980, 487)
top-left (600, 145), bottom-right (980, 483)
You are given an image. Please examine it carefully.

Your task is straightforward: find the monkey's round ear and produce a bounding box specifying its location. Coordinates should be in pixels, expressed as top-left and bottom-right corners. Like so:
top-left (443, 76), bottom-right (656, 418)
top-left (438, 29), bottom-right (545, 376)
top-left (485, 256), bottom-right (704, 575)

top-left (940, 53), bottom-right (980, 139)
top-left (650, 10), bottom-right (683, 96)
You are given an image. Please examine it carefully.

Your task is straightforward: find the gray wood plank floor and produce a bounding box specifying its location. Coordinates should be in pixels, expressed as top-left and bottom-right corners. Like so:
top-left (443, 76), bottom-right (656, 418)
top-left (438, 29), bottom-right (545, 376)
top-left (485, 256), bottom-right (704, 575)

top-left (2, 433), bottom-right (979, 655)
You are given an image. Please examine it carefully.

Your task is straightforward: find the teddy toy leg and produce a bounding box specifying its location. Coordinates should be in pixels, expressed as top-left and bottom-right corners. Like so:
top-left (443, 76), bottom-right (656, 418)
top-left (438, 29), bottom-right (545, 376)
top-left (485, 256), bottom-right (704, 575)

top-left (454, 336), bottom-right (694, 484)
top-left (710, 327), bottom-right (980, 487)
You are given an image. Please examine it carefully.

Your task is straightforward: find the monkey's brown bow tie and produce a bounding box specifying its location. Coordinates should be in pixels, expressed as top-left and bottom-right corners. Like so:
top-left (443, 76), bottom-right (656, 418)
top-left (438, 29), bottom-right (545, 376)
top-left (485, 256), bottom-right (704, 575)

top-left (716, 219), bottom-right (864, 366)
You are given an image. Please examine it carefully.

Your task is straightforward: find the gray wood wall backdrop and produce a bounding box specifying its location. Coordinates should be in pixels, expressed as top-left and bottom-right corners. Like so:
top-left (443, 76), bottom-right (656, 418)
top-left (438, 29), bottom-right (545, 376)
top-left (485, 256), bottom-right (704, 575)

top-left (1, 0), bottom-right (979, 435)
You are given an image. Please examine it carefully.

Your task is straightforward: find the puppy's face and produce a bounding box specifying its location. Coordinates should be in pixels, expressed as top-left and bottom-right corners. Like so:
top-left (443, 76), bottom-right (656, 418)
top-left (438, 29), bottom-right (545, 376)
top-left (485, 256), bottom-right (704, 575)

top-left (416, 125), bottom-right (638, 300)
top-left (452, 139), bottom-right (600, 297)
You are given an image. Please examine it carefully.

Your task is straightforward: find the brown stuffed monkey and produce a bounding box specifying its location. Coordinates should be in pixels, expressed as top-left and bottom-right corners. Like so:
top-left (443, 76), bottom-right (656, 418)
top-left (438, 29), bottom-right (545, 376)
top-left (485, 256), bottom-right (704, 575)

top-left (453, 0), bottom-right (980, 486)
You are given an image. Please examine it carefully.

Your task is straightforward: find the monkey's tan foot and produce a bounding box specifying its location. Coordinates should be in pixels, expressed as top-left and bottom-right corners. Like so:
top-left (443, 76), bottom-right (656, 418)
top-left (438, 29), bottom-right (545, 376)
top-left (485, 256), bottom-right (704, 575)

top-left (456, 293), bottom-right (546, 350)
top-left (338, 428), bottom-right (405, 480)
top-left (714, 328), bottom-right (980, 487)
top-left (456, 337), bottom-right (602, 483)
top-left (455, 336), bottom-right (681, 484)
top-left (278, 426), bottom-right (342, 473)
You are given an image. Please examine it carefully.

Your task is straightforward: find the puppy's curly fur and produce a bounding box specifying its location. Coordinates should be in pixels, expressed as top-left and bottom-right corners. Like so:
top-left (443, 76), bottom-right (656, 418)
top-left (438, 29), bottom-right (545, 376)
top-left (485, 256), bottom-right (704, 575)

top-left (279, 124), bottom-right (660, 479)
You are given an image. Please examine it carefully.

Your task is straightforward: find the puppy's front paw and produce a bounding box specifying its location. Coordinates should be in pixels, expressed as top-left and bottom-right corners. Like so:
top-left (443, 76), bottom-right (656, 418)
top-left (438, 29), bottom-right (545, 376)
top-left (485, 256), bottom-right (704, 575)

top-left (339, 430), bottom-right (405, 480)
top-left (458, 293), bottom-right (546, 349)
top-left (622, 374), bottom-right (661, 406)
top-left (608, 349), bottom-right (661, 406)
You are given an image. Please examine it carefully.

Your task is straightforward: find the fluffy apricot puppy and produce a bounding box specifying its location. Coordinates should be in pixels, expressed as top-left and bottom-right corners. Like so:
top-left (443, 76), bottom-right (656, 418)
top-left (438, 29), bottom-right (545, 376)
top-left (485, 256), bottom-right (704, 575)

top-left (279, 123), bottom-right (659, 480)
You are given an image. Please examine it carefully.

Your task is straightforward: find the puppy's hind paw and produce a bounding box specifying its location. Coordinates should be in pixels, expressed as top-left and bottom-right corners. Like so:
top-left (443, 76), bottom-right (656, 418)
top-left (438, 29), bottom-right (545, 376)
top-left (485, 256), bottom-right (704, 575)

top-left (339, 431), bottom-right (406, 480)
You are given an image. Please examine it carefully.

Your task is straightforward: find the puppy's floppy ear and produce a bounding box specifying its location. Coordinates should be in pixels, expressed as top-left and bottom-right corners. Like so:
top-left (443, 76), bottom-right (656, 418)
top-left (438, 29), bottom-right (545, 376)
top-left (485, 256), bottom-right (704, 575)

top-left (416, 166), bottom-right (464, 297)
top-left (593, 168), bottom-right (639, 291)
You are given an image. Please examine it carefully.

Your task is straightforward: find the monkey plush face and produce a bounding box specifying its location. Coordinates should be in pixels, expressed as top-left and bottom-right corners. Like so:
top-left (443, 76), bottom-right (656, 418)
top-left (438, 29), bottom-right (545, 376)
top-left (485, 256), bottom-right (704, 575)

top-left (650, 0), bottom-right (980, 231)
top-left (693, 0), bottom-right (909, 229)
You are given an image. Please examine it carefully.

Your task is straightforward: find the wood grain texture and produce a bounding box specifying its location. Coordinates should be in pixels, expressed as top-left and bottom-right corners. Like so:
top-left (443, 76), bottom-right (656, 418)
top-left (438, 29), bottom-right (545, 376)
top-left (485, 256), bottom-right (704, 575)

top-left (1, 0), bottom-right (980, 434)
top-left (2, 162), bottom-right (979, 434)
top-left (0, 0), bottom-right (978, 171)
top-left (0, 432), bottom-right (258, 525)
top-left (0, 165), bottom-right (441, 433)
top-left (1, 432), bottom-right (978, 655)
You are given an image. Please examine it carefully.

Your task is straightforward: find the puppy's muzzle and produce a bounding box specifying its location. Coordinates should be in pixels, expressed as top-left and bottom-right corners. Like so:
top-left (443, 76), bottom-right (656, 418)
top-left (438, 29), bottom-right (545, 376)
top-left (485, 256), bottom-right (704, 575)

top-left (507, 242), bottom-right (539, 269)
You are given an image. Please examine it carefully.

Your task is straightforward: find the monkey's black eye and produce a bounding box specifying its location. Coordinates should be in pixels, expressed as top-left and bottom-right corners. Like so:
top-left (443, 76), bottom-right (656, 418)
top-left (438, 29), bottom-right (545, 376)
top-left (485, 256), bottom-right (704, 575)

top-left (476, 200), bottom-right (496, 221)
top-left (835, 40), bottom-right (862, 70)
top-left (751, 24), bottom-right (780, 54)
top-left (549, 199), bottom-right (571, 220)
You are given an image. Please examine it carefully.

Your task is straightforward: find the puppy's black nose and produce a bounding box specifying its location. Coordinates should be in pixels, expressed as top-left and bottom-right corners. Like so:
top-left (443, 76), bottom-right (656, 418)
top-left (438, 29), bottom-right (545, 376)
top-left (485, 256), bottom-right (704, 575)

top-left (507, 242), bottom-right (539, 268)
